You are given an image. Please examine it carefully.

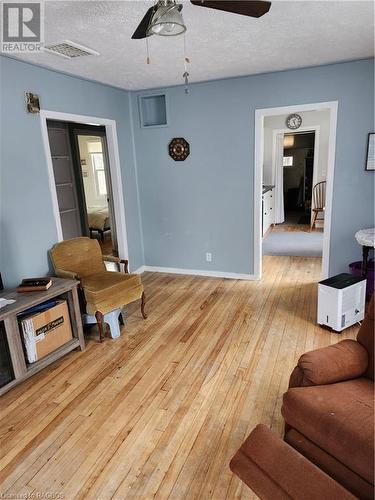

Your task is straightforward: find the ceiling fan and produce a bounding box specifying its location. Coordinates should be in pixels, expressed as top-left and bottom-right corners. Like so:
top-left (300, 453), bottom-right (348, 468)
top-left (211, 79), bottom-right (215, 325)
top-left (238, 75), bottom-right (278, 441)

top-left (131, 0), bottom-right (272, 39)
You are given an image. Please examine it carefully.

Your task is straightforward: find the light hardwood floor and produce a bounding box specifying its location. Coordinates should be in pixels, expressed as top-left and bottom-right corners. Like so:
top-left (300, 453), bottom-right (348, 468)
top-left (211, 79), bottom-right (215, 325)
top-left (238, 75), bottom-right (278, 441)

top-left (0, 256), bottom-right (358, 499)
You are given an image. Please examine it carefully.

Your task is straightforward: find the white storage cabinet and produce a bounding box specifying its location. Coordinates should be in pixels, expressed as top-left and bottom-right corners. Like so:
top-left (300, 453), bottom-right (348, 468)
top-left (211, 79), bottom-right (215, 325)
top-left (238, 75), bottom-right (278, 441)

top-left (262, 188), bottom-right (275, 236)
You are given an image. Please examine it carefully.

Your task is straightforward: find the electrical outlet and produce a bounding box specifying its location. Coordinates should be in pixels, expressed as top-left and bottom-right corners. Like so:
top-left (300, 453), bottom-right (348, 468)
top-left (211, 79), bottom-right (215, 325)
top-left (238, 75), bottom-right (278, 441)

top-left (206, 252), bottom-right (212, 262)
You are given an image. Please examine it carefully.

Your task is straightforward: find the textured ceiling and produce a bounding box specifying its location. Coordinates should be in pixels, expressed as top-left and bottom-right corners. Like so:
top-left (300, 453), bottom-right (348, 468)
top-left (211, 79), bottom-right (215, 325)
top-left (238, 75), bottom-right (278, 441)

top-left (11, 0), bottom-right (375, 90)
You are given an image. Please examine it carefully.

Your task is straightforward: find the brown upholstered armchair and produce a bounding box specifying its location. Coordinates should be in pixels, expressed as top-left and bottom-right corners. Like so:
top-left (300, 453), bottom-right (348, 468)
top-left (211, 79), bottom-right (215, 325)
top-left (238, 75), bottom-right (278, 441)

top-left (231, 295), bottom-right (374, 499)
top-left (49, 237), bottom-right (147, 341)
top-left (281, 295), bottom-right (374, 499)
top-left (230, 424), bottom-right (356, 500)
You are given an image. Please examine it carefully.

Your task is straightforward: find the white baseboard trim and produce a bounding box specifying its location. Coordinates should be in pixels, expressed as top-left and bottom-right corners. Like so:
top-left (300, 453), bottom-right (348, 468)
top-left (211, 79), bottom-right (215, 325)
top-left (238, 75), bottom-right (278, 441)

top-left (134, 265), bottom-right (257, 281)
top-left (132, 265), bottom-right (146, 274)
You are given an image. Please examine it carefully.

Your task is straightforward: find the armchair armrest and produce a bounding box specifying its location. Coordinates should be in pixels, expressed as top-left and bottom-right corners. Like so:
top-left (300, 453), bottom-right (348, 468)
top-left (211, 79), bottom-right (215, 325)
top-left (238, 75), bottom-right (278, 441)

top-left (102, 255), bottom-right (129, 273)
top-left (289, 339), bottom-right (368, 388)
top-left (54, 268), bottom-right (80, 280)
top-left (230, 424), bottom-right (355, 500)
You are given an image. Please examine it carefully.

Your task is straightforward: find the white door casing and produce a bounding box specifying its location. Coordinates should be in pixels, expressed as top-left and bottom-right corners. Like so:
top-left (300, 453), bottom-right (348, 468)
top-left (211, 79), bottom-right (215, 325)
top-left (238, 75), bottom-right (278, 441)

top-left (274, 132), bottom-right (285, 224)
top-left (40, 110), bottom-right (129, 264)
top-left (254, 101), bottom-right (338, 280)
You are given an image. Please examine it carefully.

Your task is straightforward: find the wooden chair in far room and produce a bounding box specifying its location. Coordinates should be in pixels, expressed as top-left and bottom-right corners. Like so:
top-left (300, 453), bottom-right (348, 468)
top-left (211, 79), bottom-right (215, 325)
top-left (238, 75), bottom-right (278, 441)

top-left (49, 237), bottom-right (147, 342)
top-left (311, 180), bottom-right (326, 230)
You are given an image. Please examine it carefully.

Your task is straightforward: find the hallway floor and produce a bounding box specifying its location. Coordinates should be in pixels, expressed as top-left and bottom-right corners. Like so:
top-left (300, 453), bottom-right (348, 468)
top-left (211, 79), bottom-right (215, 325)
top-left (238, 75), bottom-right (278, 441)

top-left (263, 228), bottom-right (323, 257)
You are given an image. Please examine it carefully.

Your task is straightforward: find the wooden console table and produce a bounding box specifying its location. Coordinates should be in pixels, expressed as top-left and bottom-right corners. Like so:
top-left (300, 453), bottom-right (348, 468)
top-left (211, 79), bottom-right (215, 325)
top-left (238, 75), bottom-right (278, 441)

top-left (0, 278), bottom-right (85, 395)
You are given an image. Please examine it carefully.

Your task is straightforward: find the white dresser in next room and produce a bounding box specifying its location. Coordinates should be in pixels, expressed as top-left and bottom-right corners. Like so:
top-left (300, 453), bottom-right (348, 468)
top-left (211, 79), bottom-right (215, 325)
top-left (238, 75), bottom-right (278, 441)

top-left (262, 185), bottom-right (275, 236)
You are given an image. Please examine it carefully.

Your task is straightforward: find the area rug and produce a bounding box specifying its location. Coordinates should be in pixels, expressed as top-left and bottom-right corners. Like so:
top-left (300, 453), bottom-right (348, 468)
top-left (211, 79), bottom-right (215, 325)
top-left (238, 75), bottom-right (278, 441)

top-left (263, 231), bottom-right (323, 257)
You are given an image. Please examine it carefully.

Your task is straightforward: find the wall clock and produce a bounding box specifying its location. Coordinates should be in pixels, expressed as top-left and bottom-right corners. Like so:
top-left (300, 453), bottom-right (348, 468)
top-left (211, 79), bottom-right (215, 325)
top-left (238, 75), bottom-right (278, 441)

top-left (286, 113), bottom-right (302, 130)
top-left (169, 137), bottom-right (190, 161)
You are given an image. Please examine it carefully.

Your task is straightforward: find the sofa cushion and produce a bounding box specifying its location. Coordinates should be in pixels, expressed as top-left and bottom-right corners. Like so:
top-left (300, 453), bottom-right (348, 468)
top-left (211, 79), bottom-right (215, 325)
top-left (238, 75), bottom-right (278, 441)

top-left (282, 378), bottom-right (374, 484)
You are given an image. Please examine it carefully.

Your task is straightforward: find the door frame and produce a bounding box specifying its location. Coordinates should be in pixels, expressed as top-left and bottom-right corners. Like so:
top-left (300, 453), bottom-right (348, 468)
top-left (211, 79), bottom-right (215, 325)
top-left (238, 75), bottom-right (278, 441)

top-left (70, 124), bottom-right (118, 250)
top-left (254, 101), bottom-right (338, 280)
top-left (40, 110), bottom-right (129, 262)
top-left (271, 126), bottom-right (320, 225)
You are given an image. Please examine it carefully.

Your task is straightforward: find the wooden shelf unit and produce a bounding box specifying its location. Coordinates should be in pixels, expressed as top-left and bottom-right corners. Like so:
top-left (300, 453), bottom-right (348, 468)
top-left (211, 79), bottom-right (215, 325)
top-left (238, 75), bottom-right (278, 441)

top-left (0, 278), bottom-right (85, 395)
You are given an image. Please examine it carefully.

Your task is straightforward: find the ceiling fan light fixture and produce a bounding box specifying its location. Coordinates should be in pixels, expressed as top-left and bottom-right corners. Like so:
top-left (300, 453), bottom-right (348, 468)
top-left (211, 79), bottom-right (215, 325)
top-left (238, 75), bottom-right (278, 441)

top-left (149, 1), bottom-right (186, 37)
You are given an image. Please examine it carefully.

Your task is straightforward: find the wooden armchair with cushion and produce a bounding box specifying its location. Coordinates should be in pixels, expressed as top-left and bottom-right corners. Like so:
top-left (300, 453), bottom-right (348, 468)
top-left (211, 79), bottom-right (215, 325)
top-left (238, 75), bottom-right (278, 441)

top-left (49, 237), bottom-right (147, 341)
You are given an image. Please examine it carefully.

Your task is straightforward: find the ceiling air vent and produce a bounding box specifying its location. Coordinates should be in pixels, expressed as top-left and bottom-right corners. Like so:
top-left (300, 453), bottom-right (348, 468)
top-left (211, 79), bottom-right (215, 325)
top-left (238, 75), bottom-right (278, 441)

top-left (43, 40), bottom-right (100, 59)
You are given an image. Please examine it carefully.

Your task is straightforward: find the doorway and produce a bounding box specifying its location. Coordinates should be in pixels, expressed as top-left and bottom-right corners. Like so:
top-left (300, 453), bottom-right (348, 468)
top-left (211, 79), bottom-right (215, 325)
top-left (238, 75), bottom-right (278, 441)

top-left (262, 127), bottom-right (323, 263)
top-left (46, 120), bottom-right (117, 256)
top-left (74, 127), bottom-right (117, 256)
top-left (254, 101), bottom-right (338, 280)
top-left (282, 131), bottom-right (316, 227)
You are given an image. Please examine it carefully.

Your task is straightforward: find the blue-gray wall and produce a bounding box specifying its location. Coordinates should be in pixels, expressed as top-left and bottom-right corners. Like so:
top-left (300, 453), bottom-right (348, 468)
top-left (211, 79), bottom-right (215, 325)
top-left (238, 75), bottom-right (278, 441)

top-left (1, 57), bottom-right (374, 287)
top-left (0, 56), bottom-right (144, 287)
top-left (132, 59), bottom-right (374, 276)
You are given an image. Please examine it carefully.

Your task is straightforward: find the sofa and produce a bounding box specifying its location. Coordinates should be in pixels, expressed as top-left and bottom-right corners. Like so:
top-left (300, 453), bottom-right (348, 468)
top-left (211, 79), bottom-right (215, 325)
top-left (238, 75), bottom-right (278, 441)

top-left (231, 294), bottom-right (374, 499)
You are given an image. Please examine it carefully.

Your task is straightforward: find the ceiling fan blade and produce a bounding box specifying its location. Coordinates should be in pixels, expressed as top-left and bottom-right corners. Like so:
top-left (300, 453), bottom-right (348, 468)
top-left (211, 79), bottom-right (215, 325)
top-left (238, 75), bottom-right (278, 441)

top-left (190, 0), bottom-right (271, 18)
top-left (131, 6), bottom-right (155, 39)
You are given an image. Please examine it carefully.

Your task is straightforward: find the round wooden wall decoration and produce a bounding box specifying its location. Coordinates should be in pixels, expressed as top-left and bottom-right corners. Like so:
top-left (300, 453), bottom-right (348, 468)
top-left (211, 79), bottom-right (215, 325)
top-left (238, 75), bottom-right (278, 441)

top-left (169, 137), bottom-right (190, 161)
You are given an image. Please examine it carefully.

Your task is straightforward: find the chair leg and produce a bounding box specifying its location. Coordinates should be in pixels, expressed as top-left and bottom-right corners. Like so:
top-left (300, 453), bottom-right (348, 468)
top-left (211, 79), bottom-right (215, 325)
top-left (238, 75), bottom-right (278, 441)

top-left (141, 292), bottom-right (148, 319)
top-left (311, 210), bottom-right (318, 231)
top-left (119, 312), bottom-right (124, 325)
top-left (95, 311), bottom-right (105, 342)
